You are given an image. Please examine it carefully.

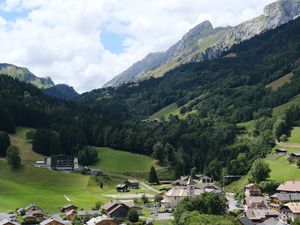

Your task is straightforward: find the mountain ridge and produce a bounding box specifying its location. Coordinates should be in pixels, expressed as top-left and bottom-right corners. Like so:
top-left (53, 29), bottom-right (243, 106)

top-left (104, 0), bottom-right (300, 87)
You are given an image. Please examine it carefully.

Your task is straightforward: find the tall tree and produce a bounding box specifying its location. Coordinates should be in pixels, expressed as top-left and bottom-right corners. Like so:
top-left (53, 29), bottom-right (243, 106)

top-left (148, 165), bottom-right (159, 184)
top-left (6, 145), bottom-right (21, 169)
top-left (0, 131), bottom-right (10, 157)
top-left (249, 159), bottom-right (271, 183)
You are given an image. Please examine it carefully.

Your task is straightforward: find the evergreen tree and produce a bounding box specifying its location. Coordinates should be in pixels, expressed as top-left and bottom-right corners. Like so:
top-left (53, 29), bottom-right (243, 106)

top-left (148, 165), bottom-right (159, 184)
top-left (0, 131), bottom-right (10, 157)
top-left (128, 209), bottom-right (139, 223)
top-left (6, 145), bottom-right (21, 169)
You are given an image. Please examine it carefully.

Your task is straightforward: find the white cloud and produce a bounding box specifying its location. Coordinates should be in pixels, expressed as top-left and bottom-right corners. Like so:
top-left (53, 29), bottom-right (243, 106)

top-left (0, 0), bottom-right (275, 93)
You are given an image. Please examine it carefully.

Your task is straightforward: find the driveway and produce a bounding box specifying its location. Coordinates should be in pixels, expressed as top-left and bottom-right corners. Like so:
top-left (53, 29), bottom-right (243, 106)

top-left (226, 192), bottom-right (244, 212)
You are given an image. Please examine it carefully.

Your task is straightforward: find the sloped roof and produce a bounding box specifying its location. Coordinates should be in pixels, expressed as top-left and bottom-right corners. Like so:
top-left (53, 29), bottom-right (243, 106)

top-left (282, 202), bottom-right (300, 213)
top-left (40, 217), bottom-right (68, 225)
top-left (237, 217), bottom-right (254, 225)
top-left (277, 181), bottom-right (300, 192)
top-left (258, 218), bottom-right (285, 225)
top-left (245, 196), bottom-right (268, 208)
top-left (86, 215), bottom-right (115, 225)
top-left (245, 209), bottom-right (279, 220)
top-left (0, 219), bottom-right (20, 225)
top-left (271, 193), bottom-right (300, 201)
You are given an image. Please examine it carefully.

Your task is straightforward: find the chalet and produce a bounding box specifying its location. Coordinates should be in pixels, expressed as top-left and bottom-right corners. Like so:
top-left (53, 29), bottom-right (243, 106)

top-left (244, 196), bottom-right (268, 210)
top-left (60, 204), bottom-right (78, 213)
top-left (116, 184), bottom-right (128, 192)
top-left (66, 210), bottom-right (100, 221)
top-left (289, 153), bottom-right (300, 161)
top-left (0, 219), bottom-right (20, 225)
top-left (237, 217), bottom-right (255, 225)
top-left (22, 215), bottom-right (38, 224)
top-left (102, 200), bottom-right (141, 219)
top-left (172, 174), bottom-right (213, 186)
top-left (270, 193), bottom-right (300, 209)
top-left (244, 184), bottom-right (261, 197)
top-left (46, 155), bottom-right (79, 172)
top-left (244, 209), bottom-right (280, 223)
top-left (124, 180), bottom-right (140, 189)
top-left (161, 176), bottom-right (220, 209)
top-left (277, 181), bottom-right (300, 193)
top-left (280, 202), bottom-right (300, 222)
top-left (86, 215), bottom-right (118, 225)
top-left (275, 149), bottom-right (287, 155)
top-left (25, 204), bottom-right (43, 214)
top-left (257, 218), bottom-right (285, 225)
top-left (40, 217), bottom-right (69, 225)
top-left (0, 214), bottom-right (16, 223)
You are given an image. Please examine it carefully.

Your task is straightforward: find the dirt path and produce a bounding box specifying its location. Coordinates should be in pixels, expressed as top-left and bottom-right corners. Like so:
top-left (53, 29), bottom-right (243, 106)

top-left (104, 193), bottom-right (154, 199)
top-left (140, 182), bottom-right (160, 193)
top-left (277, 142), bottom-right (300, 148)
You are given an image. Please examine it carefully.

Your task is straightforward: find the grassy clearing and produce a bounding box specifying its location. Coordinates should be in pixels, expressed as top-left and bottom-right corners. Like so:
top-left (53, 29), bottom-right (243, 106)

top-left (93, 147), bottom-right (158, 174)
top-left (237, 120), bottom-right (255, 133)
top-left (288, 127), bottom-right (300, 143)
top-left (265, 72), bottom-right (294, 91)
top-left (273, 94), bottom-right (300, 117)
top-left (149, 103), bottom-right (178, 120)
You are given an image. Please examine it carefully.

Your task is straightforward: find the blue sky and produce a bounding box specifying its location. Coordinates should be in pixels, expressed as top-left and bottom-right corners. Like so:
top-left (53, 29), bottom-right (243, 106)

top-left (0, 0), bottom-right (275, 92)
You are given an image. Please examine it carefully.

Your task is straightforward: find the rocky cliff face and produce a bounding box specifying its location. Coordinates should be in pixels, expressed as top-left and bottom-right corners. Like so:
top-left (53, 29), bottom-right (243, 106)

top-left (104, 0), bottom-right (300, 88)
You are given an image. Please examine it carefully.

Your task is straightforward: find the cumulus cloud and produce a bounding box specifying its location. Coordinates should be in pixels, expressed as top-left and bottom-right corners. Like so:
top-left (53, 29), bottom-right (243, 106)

top-left (0, 0), bottom-right (274, 92)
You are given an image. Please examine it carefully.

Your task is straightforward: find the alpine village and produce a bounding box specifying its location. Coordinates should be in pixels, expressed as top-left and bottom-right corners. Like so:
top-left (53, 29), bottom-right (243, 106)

top-left (2, 0), bottom-right (300, 225)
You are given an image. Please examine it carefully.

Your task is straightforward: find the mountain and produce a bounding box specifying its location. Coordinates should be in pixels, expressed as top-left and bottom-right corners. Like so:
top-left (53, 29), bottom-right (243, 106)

top-left (43, 84), bottom-right (79, 99)
top-left (104, 0), bottom-right (300, 87)
top-left (0, 63), bottom-right (54, 89)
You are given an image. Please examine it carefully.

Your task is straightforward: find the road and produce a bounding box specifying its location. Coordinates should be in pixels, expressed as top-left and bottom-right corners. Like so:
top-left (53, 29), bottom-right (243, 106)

top-left (226, 192), bottom-right (244, 212)
top-left (104, 193), bottom-right (154, 199)
top-left (140, 181), bottom-right (160, 193)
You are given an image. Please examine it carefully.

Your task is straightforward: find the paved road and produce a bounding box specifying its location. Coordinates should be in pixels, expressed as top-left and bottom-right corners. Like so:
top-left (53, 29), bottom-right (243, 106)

top-left (277, 142), bottom-right (300, 148)
top-left (104, 193), bottom-right (154, 199)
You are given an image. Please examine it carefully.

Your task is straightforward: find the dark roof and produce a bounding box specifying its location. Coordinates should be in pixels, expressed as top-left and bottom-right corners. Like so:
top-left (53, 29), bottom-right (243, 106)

top-left (237, 217), bottom-right (255, 225)
top-left (258, 218), bottom-right (285, 225)
top-left (271, 193), bottom-right (300, 201)
top-left (290, 152), bottom-right (300, 156)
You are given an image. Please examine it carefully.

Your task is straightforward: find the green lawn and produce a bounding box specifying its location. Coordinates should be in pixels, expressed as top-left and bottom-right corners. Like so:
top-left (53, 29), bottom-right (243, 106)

top-left (149, 103), bottom-right (178, 120)
top-left (0, 127), bottom-right (159, 213)
top-left (237, 120), bottom-right (255, 133)
top-left (273, 94), bottom-right (300, 117)
top-left (93, 147), bottom-right (158, 174)
top-left (288, 127), bottom-right (300, 143)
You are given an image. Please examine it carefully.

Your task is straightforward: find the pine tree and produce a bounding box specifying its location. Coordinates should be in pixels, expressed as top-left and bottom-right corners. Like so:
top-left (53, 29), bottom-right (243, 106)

top-left (6, 145), bottom-right (21, 169)
top-left (148, 165), bottom-right (159, 184)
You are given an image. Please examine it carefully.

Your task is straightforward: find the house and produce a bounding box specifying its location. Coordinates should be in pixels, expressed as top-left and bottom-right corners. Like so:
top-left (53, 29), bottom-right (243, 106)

top-left (244, 184), bottom-right (261, 197)
top-left (244, 209), bottom-right (280, 223)
top-left (40, 217), bottom-right (69, 225)
top-left (277, 181), bottom-right (300, 193)
top-left (172, 174), bottom-right (213, 186)
top-left (257, 218), bottom-right (285, 225)
top-left (29, 210), bottom-right (45, 221)
top-left (275, 149), bottom-right (287, 155)
top-left (161, 177), bottom-right (221, 209)
top-left (0, 219), bottom-right (20, 225)
top-left (25, 204), bottom-right (43, 214)
top-left (66, 210), bottom-right (100, 221)
top-left (22, 215), bottom-right (38, 224)
top-left (244, 196), bottom-right (268, 210)
top-left (270, 193), bottom-right (300, 209)
top-left (46, 155), bottom-right (79, 172)
top-left (288, 153), bottom-right (300, 161)
top-left (116, 184), bottom-right (128, 192)
top-left (280, 202), bottom-right (300, 222)
top-left (124, 180), bottom-right (140, 189)
top-left (237, 217), bottom-right (255, 225)
top-left (102, 200), bottom-right (141, 219)
top-left (0, 214), bottom-right (16, 223)
top-left (60, 204), bottom-right (78, 213)
top-left (86, 215), bottom-right (118, 225)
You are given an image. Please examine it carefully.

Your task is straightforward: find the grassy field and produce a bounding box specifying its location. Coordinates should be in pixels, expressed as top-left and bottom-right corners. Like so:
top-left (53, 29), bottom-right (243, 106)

top-left (288, 127), bottom-right (300, 143)
top-left (273, 94), bottom-right (300, 116)
top-left (0, 127), bottom-right (158, 213)
top-left (93, 147), bottom-right (158, 174)
top-left (265, 72), bottom-right (294, 91)
top-left (149, 103), bottom-right (178, 120)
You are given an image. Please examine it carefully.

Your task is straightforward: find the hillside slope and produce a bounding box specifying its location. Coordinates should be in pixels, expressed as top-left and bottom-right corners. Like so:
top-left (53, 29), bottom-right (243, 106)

top-left (43, 84), bottom-right (79, 99)
top-left (0, 63), bottom-right (54, 88)
top-left (104, 0), bottom-right (300, 87)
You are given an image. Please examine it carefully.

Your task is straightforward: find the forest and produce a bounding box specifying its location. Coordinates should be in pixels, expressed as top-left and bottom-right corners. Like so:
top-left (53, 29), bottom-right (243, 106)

top-left (1, 17), bottom-right (300, 181)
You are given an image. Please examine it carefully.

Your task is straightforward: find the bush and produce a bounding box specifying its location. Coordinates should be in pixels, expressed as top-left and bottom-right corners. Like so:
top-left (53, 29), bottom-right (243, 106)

top-left (26, 130), bottom-right (36, 140)
top-left (6, 145), bottom-right (21, 169)
top-left (128, 209), bottom-right (139, 222)
top-left (78, 146), bottom-right (98, 166)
